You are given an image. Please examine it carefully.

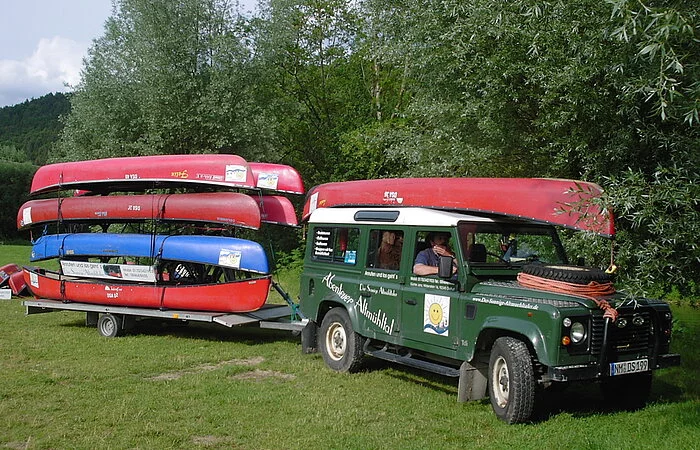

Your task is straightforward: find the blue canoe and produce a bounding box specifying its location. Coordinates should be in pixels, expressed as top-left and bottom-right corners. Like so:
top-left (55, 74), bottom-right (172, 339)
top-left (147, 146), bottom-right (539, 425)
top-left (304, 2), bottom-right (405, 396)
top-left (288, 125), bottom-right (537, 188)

top-left (31, 233), bottom-right (270, 274)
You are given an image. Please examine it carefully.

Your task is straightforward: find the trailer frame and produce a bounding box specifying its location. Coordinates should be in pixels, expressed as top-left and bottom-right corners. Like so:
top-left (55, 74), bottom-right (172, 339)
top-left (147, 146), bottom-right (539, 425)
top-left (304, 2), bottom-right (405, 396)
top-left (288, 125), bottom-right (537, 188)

top-left (23, 298), bottom-right (307, 338)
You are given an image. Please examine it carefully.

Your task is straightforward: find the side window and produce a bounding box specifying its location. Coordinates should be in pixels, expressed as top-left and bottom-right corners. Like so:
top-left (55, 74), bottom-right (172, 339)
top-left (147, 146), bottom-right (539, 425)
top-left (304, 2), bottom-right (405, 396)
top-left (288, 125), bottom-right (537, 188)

top-left (413, 230), bottom-right (455, 267)
top-left (366, 229), bottom-right (404, 271)
top-left (311, 227), bottom-right (360, 265)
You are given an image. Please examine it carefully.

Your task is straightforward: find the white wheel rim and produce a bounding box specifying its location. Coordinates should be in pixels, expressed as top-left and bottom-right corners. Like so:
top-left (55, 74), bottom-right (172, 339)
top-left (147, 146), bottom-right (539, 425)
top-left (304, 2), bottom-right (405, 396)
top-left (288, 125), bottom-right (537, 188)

top-left (492, 355), bottom-right (510, 408)
top-left (325, 321), bottom-right (346, 361)
top-left (101, 319), bottom-right (115, 336)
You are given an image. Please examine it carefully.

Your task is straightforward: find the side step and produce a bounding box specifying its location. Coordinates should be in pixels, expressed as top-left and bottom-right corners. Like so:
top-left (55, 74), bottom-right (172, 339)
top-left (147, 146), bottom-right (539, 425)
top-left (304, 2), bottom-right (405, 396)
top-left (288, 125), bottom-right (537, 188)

top-left (364, 342), bottom-right (489, 402)
top-left (364, 346), bottom-right (461, 378)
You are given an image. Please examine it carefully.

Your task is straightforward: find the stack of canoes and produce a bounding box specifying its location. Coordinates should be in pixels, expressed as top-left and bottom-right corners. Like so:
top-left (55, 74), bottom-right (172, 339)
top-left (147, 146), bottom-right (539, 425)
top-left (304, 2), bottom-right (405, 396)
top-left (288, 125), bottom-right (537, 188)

top-left (18, 154), bottom-right (303, 312)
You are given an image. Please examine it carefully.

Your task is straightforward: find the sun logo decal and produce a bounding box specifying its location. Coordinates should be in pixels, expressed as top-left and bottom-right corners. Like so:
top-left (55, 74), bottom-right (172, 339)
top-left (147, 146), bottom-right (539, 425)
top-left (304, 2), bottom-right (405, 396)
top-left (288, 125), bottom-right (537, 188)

top-left (423, 294), bottom-right (450, 336)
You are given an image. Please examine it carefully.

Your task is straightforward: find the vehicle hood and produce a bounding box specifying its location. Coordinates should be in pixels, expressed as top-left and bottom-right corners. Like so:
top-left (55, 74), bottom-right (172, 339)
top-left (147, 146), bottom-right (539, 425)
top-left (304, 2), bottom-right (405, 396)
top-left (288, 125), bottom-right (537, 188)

top-left (469, 280), bottom-right (631, 310)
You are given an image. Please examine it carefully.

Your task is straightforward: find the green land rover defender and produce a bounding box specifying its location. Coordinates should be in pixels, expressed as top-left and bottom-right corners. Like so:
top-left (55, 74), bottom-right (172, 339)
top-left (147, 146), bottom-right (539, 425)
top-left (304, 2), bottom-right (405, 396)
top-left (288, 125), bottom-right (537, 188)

top-left (298, 178), bottom-right (680, 423)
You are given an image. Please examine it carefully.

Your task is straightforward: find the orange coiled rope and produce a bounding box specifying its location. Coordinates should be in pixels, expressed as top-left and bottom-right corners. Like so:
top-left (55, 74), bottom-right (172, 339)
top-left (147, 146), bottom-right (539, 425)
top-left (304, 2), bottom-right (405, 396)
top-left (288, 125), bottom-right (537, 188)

top-left (517, 272), bottom-right (618, 321)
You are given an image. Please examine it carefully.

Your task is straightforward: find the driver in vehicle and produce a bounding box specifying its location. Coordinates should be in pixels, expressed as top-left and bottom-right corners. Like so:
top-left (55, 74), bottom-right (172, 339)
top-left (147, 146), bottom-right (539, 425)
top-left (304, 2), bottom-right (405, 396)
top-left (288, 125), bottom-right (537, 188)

top-left (413, 232), bottom-right (457, 276)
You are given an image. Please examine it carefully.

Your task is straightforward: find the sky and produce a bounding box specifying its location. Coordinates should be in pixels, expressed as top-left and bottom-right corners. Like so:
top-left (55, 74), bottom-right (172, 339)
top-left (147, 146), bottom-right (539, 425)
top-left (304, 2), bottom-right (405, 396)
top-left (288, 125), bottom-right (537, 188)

top-left (0, 0), bottom-right (257, 108)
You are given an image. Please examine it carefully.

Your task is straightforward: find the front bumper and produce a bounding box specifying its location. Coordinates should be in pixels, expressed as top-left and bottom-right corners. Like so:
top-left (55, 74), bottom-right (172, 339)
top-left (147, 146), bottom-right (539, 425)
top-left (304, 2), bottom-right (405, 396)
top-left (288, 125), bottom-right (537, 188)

top-left (546, 353), bottom-right (681, 382)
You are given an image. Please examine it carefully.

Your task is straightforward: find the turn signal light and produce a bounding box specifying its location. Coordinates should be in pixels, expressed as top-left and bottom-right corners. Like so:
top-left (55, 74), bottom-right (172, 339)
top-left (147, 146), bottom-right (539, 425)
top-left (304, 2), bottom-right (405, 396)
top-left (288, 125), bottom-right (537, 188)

top-left (562, 336), bottom-right (571, 346)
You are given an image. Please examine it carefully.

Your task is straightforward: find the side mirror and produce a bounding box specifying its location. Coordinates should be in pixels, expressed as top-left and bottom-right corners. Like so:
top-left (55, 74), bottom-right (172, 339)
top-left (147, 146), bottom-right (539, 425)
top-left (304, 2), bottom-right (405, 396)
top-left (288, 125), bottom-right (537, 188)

top-left (438, 255), bottom-right (454, 279)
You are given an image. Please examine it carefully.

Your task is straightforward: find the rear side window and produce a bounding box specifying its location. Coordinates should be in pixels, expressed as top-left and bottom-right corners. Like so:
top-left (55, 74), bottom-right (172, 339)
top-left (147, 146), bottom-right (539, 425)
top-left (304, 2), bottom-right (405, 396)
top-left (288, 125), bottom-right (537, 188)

top-left (366, 229), bottom-right (404, 271)
top-left (311, 227), bottom-right (360, 265)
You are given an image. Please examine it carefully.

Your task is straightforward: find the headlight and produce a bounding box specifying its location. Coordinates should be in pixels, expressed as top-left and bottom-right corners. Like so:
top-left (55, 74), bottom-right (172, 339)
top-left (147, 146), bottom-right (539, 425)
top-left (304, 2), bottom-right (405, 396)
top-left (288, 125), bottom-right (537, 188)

top-left (570, 322), bottom-right (586, 343)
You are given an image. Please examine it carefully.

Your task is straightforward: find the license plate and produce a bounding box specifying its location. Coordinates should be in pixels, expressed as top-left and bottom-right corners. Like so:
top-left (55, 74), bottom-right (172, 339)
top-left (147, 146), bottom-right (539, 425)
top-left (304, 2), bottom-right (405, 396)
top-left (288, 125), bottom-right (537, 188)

top-left (609, 358), bottom-right (649, 376)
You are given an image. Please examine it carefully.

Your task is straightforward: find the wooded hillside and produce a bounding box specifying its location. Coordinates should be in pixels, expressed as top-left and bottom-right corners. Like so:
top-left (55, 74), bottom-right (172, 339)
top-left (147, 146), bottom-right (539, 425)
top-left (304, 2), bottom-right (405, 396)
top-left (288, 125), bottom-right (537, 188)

top-left (0, 93), bottom-right (70, 165)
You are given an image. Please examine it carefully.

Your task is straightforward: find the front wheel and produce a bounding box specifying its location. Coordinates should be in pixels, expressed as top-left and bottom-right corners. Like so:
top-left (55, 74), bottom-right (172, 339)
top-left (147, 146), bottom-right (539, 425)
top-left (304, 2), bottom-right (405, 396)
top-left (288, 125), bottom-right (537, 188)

top-left (319, 307), bottom-right (364, 373)
top-left (488, 337), bottom-right (536, 424)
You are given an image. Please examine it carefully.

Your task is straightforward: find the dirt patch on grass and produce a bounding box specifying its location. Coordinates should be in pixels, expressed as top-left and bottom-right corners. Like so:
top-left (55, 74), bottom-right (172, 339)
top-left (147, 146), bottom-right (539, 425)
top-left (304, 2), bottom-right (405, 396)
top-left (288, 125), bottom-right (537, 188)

top-left (149, 356), bottom-right (265, 381)
top-left (230, 369), bottom-right (296, 381)
top-left (191, 435), bottom-right (233, 447)
top-left (5, 439), bottom-right (32, 450)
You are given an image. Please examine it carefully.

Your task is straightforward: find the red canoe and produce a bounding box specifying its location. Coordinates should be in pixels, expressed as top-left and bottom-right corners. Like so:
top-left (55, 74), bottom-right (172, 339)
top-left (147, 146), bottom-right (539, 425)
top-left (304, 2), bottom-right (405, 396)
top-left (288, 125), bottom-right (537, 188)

top-left (302, 178), bottom-right (614, 236)
top-left (249, 162), bottom-right (304, 195)
top-left (30, 154), bottom-right (255, 195)
top-left (1, 263), bottom-right (21, 287)
top-left (8, 271), bottom-right (27, 295)
top-left (256, 195), bottom-right (299, 226)
top-left (24, 267), bottom-right (271, 313)
top-left (18, 192), bottom-right (262, 230)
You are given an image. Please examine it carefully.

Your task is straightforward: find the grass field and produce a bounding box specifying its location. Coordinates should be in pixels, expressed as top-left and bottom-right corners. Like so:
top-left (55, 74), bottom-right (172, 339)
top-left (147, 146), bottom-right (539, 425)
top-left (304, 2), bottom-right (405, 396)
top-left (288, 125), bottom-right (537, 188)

top-left (1, 244), bottom-right (698, 449)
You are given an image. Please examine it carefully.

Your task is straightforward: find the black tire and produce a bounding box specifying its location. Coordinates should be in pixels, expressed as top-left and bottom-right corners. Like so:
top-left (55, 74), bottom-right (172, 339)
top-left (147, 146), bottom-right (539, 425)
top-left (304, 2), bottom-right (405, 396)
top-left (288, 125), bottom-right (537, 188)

top-left (97, 314), bottom-right (122, 338)
top-left (488, 337), bottom-right (536, 424)
top-left (522, 263), bottom-right (613, 285)
top-left (319, 307), bottom-right (365, 373)
top-left (600, 372), bottom-right (652, 411)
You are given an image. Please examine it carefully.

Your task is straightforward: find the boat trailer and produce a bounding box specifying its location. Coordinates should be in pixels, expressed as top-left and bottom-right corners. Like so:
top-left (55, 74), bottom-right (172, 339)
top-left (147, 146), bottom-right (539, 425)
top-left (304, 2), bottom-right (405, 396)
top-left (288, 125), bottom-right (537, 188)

top-left (22, 281), bottom-right (307, 338)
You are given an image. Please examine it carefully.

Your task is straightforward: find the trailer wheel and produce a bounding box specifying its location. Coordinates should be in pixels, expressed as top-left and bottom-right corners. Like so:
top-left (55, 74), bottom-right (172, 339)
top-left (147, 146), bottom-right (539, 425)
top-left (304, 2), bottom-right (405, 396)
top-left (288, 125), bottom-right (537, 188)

top-left (488, 337), bottom-right (536, 424)
top-left (97, 314), bottom-right (122, 338)
top-left (319, 307), bottom-right (364, 373)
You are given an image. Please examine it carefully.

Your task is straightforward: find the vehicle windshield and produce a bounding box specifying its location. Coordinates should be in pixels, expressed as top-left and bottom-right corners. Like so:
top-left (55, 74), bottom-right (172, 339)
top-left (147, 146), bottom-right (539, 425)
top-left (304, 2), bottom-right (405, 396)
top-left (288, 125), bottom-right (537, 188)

top-left (457, 221), bottom-right (568, 266)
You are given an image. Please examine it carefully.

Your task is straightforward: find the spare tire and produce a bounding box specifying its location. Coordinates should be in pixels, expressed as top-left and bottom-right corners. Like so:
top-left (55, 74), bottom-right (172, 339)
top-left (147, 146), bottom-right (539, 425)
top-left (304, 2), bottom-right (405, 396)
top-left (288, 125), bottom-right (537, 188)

top-left (521, 264), bottom-right (613, 285)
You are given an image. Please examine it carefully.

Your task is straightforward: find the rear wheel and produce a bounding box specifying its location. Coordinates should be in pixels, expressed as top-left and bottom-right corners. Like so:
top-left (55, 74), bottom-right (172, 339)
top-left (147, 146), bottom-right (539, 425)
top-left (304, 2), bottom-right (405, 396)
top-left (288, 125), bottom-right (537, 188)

top-left (488, 337), bottom-right (536, 424)
top-left (319, 307), bottom-right (364, 373)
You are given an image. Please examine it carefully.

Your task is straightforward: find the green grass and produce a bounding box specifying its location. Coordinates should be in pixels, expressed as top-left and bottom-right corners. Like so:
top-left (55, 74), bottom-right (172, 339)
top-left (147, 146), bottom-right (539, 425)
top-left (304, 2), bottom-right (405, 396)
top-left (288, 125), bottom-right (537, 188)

top-left (1, 244), bottom-right (699, 449)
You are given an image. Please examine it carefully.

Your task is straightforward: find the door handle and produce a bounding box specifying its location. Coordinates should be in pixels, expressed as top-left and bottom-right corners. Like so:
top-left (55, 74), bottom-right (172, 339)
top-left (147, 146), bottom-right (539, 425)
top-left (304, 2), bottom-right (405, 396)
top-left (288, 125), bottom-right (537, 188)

top-left (360, 291), bottom-right (372, 298)
top-left (405, 299), bottom-right (417, 305)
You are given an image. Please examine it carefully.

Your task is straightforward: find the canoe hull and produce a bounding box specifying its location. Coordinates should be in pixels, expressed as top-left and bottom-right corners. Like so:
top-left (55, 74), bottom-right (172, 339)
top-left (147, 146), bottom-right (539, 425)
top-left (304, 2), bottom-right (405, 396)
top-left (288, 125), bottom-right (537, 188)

top-left (303, 178), bottom-right (614, 236)
top-left (249, 162), bottom-right (304, 194)
top-left (31, 233), bottom-right (270, 274)
top-left (23, 268), bottom-right (271, 313)
top-left (256, 195), bottom-right (298, 226)
top-left (8, 271), bottom-right (26, 295)
top-left (0, 263), bottom-right (21, 287)
top-left (18, 192), bottom-right (262, 230)
top-left (30, 154), bottom-right (255, 194)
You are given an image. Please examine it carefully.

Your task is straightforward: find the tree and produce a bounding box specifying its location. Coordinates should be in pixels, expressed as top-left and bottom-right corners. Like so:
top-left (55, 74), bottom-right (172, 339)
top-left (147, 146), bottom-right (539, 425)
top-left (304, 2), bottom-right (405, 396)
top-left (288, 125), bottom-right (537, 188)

top-left (56, 0), bottom-right (277, 162)
top-left (0, 162), bottom-right (36, 240)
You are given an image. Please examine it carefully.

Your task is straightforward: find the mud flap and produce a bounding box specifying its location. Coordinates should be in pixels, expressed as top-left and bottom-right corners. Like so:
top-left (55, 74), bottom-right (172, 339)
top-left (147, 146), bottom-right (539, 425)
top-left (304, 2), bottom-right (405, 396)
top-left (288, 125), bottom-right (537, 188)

top-left (301, 321), bottom-right (318, 354)
top-left (458, 360), bottom-right (488, 402)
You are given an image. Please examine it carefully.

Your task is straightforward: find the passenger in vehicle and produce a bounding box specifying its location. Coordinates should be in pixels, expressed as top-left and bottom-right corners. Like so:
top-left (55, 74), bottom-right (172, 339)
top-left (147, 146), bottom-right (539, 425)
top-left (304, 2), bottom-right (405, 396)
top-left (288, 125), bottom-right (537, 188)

top-left (377, 231), bottom-right (402, 270)
top-left (413, 232), bottom-right (457, 276)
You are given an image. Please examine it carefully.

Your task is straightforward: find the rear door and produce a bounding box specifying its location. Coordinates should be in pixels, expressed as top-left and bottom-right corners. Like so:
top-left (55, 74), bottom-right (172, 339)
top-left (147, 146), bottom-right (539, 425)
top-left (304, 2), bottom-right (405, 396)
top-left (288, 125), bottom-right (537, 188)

top-left (357, 228), bottom-right (404, 339)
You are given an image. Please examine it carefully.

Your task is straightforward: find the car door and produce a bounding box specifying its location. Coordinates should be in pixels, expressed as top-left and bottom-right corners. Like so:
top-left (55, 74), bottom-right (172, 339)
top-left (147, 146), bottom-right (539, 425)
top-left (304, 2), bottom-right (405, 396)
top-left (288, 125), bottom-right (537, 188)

top-left (356, 228), bottom-right (404, 339)
top-left (400, 229), bottom-right (461, 352)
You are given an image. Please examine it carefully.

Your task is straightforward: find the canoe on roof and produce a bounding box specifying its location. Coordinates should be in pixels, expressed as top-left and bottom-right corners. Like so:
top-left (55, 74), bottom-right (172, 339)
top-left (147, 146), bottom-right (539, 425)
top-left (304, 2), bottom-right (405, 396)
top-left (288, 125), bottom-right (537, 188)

top-left (302, 178), bottom-right (614, 237)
